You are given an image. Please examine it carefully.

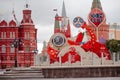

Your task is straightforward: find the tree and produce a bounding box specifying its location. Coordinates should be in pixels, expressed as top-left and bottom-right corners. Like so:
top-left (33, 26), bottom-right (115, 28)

top-left (106, 39), bottom-right (120, 60)
top-left (106, 39), bottom-right (120, 53)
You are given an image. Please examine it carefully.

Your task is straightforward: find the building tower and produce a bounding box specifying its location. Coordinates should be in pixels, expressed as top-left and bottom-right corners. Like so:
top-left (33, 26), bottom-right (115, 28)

top-left (88, 0), bottom-right (109, 43)
top-left (20, 3), bottom-right (37, 51)
top-left (54, 1), bottom-right (71, 38)
top-left (91, 0), bottom-right (102, 10)
top-left (19, 3), bottom-right (37, 67)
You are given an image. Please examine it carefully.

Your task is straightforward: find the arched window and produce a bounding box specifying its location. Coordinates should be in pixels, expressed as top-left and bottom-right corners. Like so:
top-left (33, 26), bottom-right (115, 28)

top-left (2, 45), bottom-right (6, 53)
top-left (26, 45), bottom-right (30, 52)
top-left (10, 46), bottom-right (15, 53)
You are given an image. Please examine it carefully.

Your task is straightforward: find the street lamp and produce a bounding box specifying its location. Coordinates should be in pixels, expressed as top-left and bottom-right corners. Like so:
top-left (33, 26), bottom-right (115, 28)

top-left (33, 49), bottom-right (38, 54)
top-left (10, 38), bottom-right (21, 67)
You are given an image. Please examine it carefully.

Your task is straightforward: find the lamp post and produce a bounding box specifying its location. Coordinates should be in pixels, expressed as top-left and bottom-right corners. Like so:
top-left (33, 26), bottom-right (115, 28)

top-left (10, 39), bottom-right (19, 67)
top-left (33, 49), bottom-right (38, 66)
top-left (10, 38), bottom-right (22, 67)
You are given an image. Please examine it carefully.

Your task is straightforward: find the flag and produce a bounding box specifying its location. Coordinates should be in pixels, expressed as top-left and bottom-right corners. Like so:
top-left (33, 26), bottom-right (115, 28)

top-left (53, 9), bottom-right (57, 11)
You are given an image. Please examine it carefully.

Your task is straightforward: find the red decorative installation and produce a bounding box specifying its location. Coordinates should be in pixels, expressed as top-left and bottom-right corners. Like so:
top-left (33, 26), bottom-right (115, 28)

top-left (47, 44), bottom-right (59, 63)
top-left (47, 18), bottom-right (111, 64)
top-left (62, 47), bottom-right (81, 63)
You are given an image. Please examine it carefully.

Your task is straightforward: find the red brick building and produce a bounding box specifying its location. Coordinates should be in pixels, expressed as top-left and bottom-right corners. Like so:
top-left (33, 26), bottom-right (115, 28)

top-left (0, 4), bottom-right (37, 69)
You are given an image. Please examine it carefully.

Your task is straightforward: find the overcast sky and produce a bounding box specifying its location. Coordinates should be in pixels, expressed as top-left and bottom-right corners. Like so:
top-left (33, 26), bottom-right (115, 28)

top-left (0, 0), bottom-right (120, 53)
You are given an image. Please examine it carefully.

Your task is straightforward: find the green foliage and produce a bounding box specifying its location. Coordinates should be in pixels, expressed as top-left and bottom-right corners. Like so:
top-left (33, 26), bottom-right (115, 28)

top-left (106, 39), bottom-right (120, 53)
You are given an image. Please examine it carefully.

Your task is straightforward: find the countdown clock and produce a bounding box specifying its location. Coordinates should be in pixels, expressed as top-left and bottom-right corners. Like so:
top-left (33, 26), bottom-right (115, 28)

top-left (52, 33), bottom-right (66, 47)
top-left (88, 8), bottom-right (105, 27)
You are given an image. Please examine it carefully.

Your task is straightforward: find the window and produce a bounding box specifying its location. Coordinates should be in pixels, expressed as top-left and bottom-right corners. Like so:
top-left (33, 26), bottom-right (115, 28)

top-left (1, 32), bottom-right (3, 38)
top-left (10, 46), bottom-right (15, 53)
top-left (13, 32), bottom-right (15, 38)
top-left (28, 32), bottom-right (30, 39)
top-left (10, 56), bottom-right (15, 60)
top-left (25, 56), bottom-right (30, 60)
top-left (1, 56), bottom-right (7, 61)
top-left (25, 32), bottom-right (30, 39)
top-left (26, 45), bottom-right (30, 52)
top-left (26, 64), bottom-right (30, 67)
top-left (2, 45), bottom-right (6, 53)
top-left (10, 32), bottom-right (12, 38)
top-left (4, 32), bottom-right (6, 39)
top-left (109, 32), bottom-right (115, 39)
top-left (1, 32), bottom-right (6, 39)
top-left (10, 32), bottom-right (15, 39)
top-left (25, 32), bottom-right (27, 39)
top-left (2, 65), bottom-right (6, 69)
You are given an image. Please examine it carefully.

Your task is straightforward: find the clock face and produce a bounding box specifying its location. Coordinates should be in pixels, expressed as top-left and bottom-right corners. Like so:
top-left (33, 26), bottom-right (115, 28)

top-left (52, 35), bottom-right (65, 47)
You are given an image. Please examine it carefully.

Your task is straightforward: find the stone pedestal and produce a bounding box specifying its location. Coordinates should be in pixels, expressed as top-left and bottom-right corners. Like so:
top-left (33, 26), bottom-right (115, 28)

top-left (42, 66), bottom-right (120, 78)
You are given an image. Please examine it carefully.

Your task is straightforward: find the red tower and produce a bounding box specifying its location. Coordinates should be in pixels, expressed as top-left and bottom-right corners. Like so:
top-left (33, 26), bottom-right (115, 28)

top-left (88, 0), bottom-right (109, 43)
top-left (54, 1), bottom-right (71, 38)
top-left (0, 4), bottom-right (37, 69)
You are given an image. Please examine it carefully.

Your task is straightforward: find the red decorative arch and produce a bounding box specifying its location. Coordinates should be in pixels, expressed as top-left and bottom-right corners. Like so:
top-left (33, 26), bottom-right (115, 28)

top-left (9, 20), bottom-right (16, 27)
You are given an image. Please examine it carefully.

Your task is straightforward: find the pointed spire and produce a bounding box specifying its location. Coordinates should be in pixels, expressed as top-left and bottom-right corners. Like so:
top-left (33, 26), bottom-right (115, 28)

top-left (12, 8), bottom-right (18, 25)
top-left (62, 1), bottom-right (67, 17)
top-left (91, 0), bottom-right (102, 10)
top-left (66, 19), bottom-right (71, 38)
top-left (41, 41), bottom-right (47, 54)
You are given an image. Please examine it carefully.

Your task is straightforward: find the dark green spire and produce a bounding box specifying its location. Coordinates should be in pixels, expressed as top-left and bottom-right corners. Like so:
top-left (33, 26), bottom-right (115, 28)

top-left (91, 0), bottom-right (102, 10)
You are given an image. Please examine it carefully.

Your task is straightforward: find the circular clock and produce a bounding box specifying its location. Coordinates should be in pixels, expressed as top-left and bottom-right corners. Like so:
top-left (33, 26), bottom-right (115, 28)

top-left (52, 35), bottom-right (65, 47)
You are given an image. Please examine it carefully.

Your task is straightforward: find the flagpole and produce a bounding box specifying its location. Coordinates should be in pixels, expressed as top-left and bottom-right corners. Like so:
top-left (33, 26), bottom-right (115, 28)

top-left (96, 27), bottom-right (99, 42)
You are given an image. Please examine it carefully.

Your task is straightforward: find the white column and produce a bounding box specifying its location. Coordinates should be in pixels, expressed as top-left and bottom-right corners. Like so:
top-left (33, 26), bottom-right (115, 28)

top-left (113, 52), bottom-right (116, 64)
top-left (81, 54), bottom-right (82, 65)
top-left (68, 54), bottom-right (71, 65)
top-left (117, 53), bottom-right (119, 61)
top-left (96, 27), bottom-right (99, 42)
top-left (101, 52), bottom-right (103, 65)
top-left (59, 55), bottom-right (62, 66)
top-left (92, 53), bottom-right (94, 65)
top-left (47, 54), bottom-right (50, 66)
